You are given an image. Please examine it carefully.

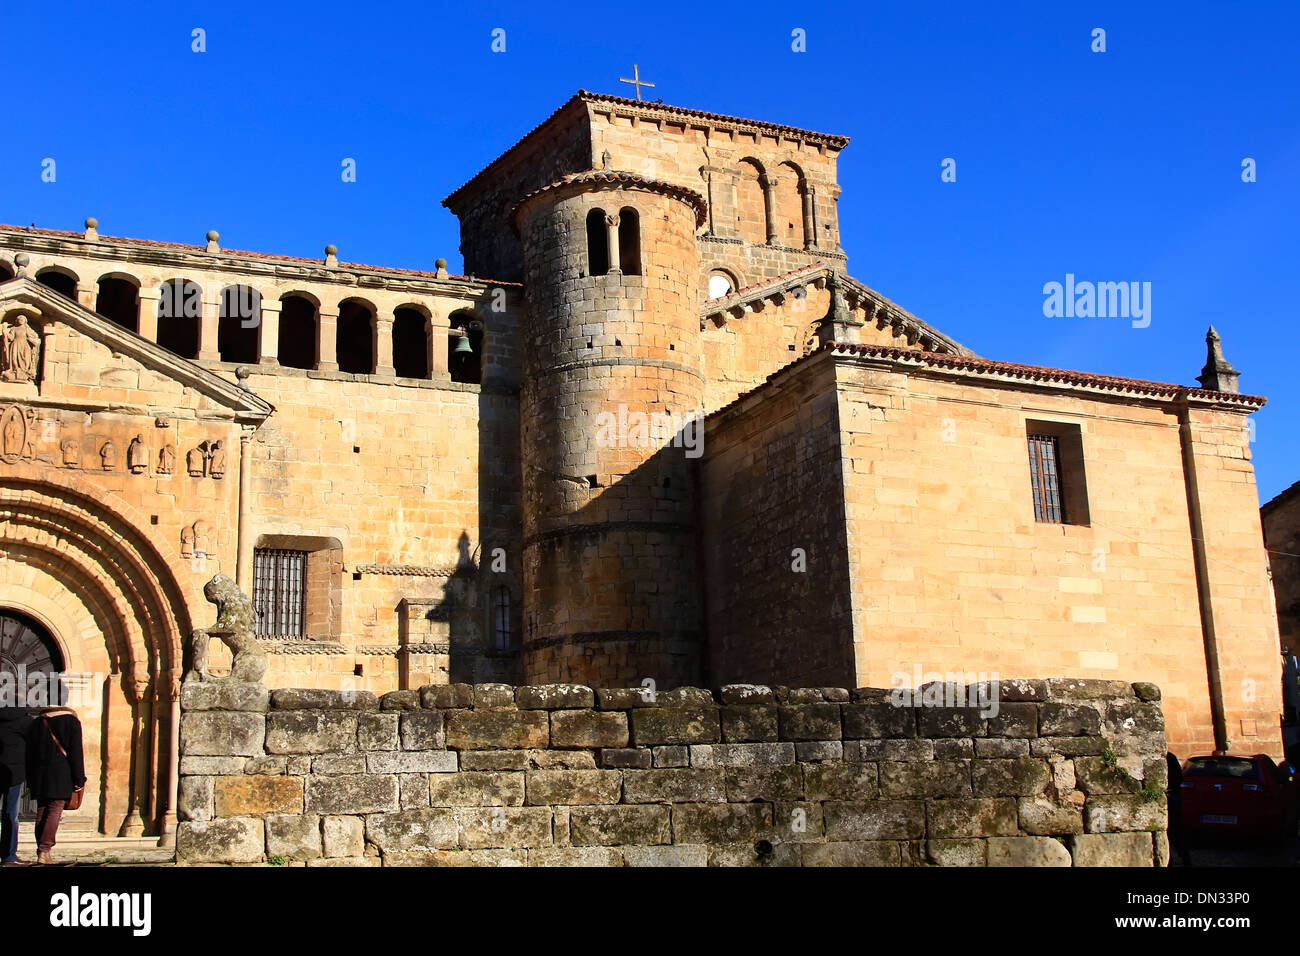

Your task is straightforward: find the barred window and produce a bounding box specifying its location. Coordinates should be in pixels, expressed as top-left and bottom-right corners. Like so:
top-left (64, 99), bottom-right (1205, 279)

top-left (492, 587), bottom-right (511, 651)
top-left (1027, 433), bottom-right (1064, 523)
top-left (253, 548), bottom-right (307, 638)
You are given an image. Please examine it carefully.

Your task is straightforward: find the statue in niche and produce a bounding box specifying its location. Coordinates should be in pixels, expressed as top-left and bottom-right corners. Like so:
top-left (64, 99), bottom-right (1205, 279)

top-left (208, 440), bottom-right (226, 479)
top-left (180, 524), bottom-right (194, 558)
top-left (127, 434), bottom-right (148, 474)
top-left (158, 443), bottom-right (175, 475)
top-left (99, 440), bottom-right (116, 472)
top-left (187, 442), bottom-right (208, 477)
top-left (0, 314), bottom-right (41, 384)
top-left (192, 520), bottom-right (209, 556)
top-left (59, 438), bottom-right (79, 468)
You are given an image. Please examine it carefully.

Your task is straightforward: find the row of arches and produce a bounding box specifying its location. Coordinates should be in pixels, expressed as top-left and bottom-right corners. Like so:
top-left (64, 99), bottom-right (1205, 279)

top-left (735, 157), bottom-right (814, 249)
top-left (0, 261), bottom-right (483, 384)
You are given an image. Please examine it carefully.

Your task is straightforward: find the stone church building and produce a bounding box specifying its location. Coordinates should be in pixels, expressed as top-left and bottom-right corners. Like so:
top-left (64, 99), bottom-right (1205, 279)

top-left (0, 90), bottom-right (1283, 843)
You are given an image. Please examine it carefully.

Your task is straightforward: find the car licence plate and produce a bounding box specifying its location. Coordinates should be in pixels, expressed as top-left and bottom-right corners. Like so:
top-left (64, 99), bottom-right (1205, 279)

top-left (1200, 814), bottom-right (1238, 825)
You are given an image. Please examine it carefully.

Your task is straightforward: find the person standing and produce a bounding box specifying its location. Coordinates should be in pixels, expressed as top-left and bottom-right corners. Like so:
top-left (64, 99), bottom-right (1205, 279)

top-left (0, 706), bottom-right (33, 865)
top-left (26, 706), bottom-right (84, 865)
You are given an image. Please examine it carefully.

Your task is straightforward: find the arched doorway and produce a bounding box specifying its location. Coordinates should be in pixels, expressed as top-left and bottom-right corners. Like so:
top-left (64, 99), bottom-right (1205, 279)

top-left (0, 611), bottom-right (65, 817)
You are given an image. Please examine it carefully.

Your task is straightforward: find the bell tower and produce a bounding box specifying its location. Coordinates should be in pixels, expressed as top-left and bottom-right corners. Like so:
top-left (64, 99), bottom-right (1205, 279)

top-left (513, 170), bottom-right (707, 688)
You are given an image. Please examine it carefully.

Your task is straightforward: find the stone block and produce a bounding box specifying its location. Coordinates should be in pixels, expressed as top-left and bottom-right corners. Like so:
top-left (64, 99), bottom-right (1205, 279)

top-left (266, 814), bottom-right (322, 861)
top-left (822, 801), bottom-right (926, 841)
top-left (621, 846), bottom-right (708, 867)
top-left (721, 706), bottom-right (779, 742)
top-left (652, 745), bottom-right (689, 767)
top-left (304, 774), bottom-right (399, 814)
top-left (178, 775), bottom-right (213, 822)
top-left (401, 773), bottom-right (431, 808)
top-left (672, 803), bottom-right (773, 844)
top-left (1046, 678), bottom-right (1132, 700)
top-left (724, 766), bottom-right (804, 802)
top-left (525, 749), bottom-right (596, 770)
top-left (1075, 756), bottom-right (1144, 794)
top-left (990, 678), bottom-right (1049, 702)
top-left (181, 680), bottom-right (268, 712)
top-left (524, 770), bottom-right (622, 805)
top-left (421, 684), bottom-right (473, 709)
top-left (971, 758), bottom-right (1051, 797)
top-left (428, 771), bottom-right (525, 806)
top-left (400, 711), bottom-right (445, 750)
top-left (550, 709), bottom-right (628, 749)
top-left (461, 751), bottom-right (529, 771)
top-left (270, 688), bottom-right (378, 710)
top-left (456, 807), bottom-right (553, 848)
top-left (918, 707), bottom-right (985, 738)
top-left (595, 687), bottom-right (658, 709)
top-left (796, 741), bottom-right (844, 762)
top-left (1084, 795), bottom-right (1167, 833)
top-left (842, 703), bottom-right (916, 739)
top-left (926, 798), bottom-right (1018, 838)
top-left (1039, 703), bottom-right (1102, 736)
top-left (630, 707), bottom-right (720, 746)
top-left (692, 742), bottom-right (795, 768)
top-left (306, 856), bottom-right (380, 868)
top-left (245, 756), bottom-right (288, 775)
top-left (926, 839), bottom-right (987, 866)
top-left (1132, 682), bottom-right (1161, 702)
top-left (1018, 797), bottom-right (1084, 835)
top-left (367, 751), bottom-right (458, 774)
top-left (719, 684), bottom-right (775, 705)
top-left (358, 712), bottom-right (398, 751)
top-left (380, 690), bottom-right (421, 711)
top-left (599, 748), bottom-right (652, 769)
top-left (934, 738), bottom-right (975, 759)
top-left (707, 843), bottom-right (802, 867)
top-left (179, 756), bottom-right (248, 775)
top-left (516, 685), bottom-right (595, 709)
top-left (1070, 832), bottom-right (1155, 866)
top-left (851, 739), bottom-right (934, 762)
top-left (177, 817), bottom-right (264, 864)
top-left (622, 768), bottom-right (726, 803)
top-left (1030, 736), bottom-right (1107, 757)
top-left (804, 763), bottom-right (879, 800)
top-left (986, 702), bottom-right (1038, 738)
top-left (987, 836), bottom-right (1071, 867)
top-left (322, 815), bottom-right (364, 857)
top-left (800, 841), bottom-right (901, 866)
top-left (181, 712), bottom-right (265, 757)
top-left (312, 754), bottom-right (365, 774)
top-left (528, 847), bottom-right (626, 867)
top-left (777, 704), bottom-right (841, 741)
top-left (265, 712), bottom-right (357, 754)
top-left (214, 776), bottom-right (303, 816)
top-left (569, 805), bottom-right (671, 846)
top-left (445, 710), bottom-right (549, 750)
top-left (975, 738), bottom-right (1030, 758)
top-left (366, 808), bottom-right (458, 851)
top-left (473, 683), bottom-right (517, 710)
top-left (879, 760), bottom-right (972, 798)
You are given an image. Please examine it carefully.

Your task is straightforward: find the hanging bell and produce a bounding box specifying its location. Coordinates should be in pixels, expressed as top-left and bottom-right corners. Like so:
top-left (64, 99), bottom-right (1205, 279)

top-left (453, 331), bottom-right (474, 354)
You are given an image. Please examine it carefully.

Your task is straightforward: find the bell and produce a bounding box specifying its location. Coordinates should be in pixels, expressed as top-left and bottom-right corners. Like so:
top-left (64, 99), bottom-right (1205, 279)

top-left (453, 332), bottom-right (474, 354)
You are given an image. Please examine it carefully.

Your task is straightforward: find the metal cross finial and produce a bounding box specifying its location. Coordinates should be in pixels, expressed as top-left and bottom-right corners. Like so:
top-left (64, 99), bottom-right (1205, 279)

top-left (619, 64), bottom-right (655, 102)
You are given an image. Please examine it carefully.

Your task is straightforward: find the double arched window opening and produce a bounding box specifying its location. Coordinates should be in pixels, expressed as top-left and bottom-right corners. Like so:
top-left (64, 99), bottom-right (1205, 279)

top-left (585, 207), bottom-right (641, 278)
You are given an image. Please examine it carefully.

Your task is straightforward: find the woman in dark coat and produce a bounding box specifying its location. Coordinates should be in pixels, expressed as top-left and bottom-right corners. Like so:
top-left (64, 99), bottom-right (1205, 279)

top-left (26, 706), bottom-right (85, 865)
top-left (0, 707), bottom-right (33, 864)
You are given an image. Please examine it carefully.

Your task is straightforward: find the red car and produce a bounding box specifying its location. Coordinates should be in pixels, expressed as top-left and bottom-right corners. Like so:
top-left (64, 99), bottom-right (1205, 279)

top-left (1180, 753), bottom-right (1299, 838)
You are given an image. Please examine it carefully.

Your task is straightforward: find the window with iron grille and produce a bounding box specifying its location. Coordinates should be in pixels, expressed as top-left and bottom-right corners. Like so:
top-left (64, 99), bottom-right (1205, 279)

top-left (492, 587), bottom-right (511, 651)
top-left (1027, 433), bottom-right (1065, 523)
top-left (253, 548), bottom-right (308, 638)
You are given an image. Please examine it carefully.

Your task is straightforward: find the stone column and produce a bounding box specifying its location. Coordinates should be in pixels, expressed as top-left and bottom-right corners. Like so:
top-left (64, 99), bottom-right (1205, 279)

top-left (198, 293), bottom-right (221, 362)
top-left (374, 309), bottom-right (396, 376)
top-left (426, 316), bottom-right (442, 381)
top-left (761, 175), bottom-right (780, 245)
top-left (605, 213), bottom-right (621, 275)
top-left (137, 289), bottom-right (160, 342)
top-left (802, 185), bottom-right (818, 250)
top-left (317, 308), bottom-right (339, 371)
top-left (258, 300), bottom-right (281, 366)
top-left (155, 675), bottom-right (181, 848)
top-left (117, 676), bottom-right (151, 836)
top-left (77, 283), bottom-right (96, 311)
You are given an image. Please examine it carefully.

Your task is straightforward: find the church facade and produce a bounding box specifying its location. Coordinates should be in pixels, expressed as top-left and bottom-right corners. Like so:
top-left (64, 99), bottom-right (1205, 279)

top-left (0, 90), bottom-right (1282, 841)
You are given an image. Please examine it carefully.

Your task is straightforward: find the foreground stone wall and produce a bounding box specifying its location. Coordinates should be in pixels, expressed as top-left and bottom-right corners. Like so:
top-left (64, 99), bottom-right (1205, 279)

top-left (176, 678), bottom-right (1168, 867)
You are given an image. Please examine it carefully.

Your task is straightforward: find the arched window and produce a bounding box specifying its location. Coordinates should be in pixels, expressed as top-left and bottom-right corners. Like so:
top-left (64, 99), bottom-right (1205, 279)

top-left (96, 275), bottom-right (140, 333)
top-left (586, 208), bottom-right (609, 276)
top-left (492, 587), bottom-right (511, 650)
top-left (35, 268), bottom-right (77, 300)
top-left (735, 158), bottom-right (768, 245)
top-left (618, 207), bottom-right (641, 276)
top-left (277, 294), bottom-right (317, 370)
top-left (157, 278), bottom-right (202, 358)
top-left (448, 310), bottom-right (482, 385)
top-left (392, 307), bottom-right (429, 379)
top-left (0, 261), bottom-right (14, 282)
top-left (776, 162), bottom-right (807, 248)
top-left (218, 284), bottom-right (261, 363)
top-left (336, 299), bottom-right (375, 375)
top-left (708, 270), bottom-right (737, 299)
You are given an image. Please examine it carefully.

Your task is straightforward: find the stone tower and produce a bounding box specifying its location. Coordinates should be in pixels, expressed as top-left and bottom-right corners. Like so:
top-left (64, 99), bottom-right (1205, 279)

top-left (513, 170), bottom-right (707, 688)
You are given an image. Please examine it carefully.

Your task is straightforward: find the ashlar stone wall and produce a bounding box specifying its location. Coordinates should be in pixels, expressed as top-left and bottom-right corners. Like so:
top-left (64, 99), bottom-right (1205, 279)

top-left (176, 676), bottom-right (1169, 867)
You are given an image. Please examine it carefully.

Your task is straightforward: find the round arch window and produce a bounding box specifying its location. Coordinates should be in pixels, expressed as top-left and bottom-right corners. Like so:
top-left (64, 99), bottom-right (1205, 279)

top-left (708, 271), bottom-right (736, 299)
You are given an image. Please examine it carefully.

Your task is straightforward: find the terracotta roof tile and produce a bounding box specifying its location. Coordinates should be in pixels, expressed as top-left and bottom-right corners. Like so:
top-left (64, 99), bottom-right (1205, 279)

top-left (512, 170), bottom-right (708, 229)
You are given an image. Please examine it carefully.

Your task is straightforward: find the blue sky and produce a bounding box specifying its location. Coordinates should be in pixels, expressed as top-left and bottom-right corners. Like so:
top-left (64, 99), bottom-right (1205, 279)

top-left (5, 0), bottom-right (1297, 499)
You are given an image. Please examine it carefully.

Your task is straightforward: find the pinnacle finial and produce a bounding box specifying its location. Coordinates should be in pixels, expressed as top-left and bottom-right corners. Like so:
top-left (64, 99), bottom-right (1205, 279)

top-left (1197, 325), bottom-right (1240, 393)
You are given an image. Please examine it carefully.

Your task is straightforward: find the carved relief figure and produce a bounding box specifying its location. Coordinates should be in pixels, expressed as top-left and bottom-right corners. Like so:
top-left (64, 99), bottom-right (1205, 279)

top-left (208, 440), bottom-right (226, 479)
top-left (184, 574), bottom-right (267, 684)
top-left (192, 520), bottom-right (209, 556)
top-left (180, 524), bottom-right (194, 558)
top-left (100, 440), bottom-right (116, 471)
top-left (127, 434), bottom-right (148, 474)
top-left (59, 438), bottom-right (78, 468)
top-left (158, 443), bottom-right (175, 475)
top-left (0, 314), bottom-right (41, 384)
top-left (187, 443), bottom-right (207, 477)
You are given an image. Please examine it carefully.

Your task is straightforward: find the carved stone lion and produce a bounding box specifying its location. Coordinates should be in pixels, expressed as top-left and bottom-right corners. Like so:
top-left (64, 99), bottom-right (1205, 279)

top-left (185, 574), bottom-right (267, 683)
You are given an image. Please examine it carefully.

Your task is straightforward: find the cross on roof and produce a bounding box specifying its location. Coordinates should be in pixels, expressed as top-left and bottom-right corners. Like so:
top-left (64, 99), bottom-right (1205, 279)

top-left (619, 64), bottom-right (655, 102)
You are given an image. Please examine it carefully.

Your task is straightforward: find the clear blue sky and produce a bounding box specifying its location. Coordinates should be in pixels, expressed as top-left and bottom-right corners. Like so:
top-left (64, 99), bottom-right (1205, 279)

top-left (6, 1), bottom-right (1297, 500)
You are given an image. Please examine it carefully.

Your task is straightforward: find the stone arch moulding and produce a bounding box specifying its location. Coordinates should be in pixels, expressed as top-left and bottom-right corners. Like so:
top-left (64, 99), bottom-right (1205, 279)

top-left (0, 465), bottom-right (196, 841)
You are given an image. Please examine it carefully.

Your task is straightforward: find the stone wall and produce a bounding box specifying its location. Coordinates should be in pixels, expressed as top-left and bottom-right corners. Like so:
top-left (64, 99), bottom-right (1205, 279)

top-left (176, 676), bottom-right (1169, 867)
top-left (1263, 481), bottom-right (1300, 658)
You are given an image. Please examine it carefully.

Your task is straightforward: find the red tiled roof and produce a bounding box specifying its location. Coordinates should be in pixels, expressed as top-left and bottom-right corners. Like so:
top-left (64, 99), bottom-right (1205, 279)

top-left (511, 170), bottom-right (708, 229)
top-left (0, 224), bottom-right (522, 287)
top-left (708, 340), bottom-right (1265, 422)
